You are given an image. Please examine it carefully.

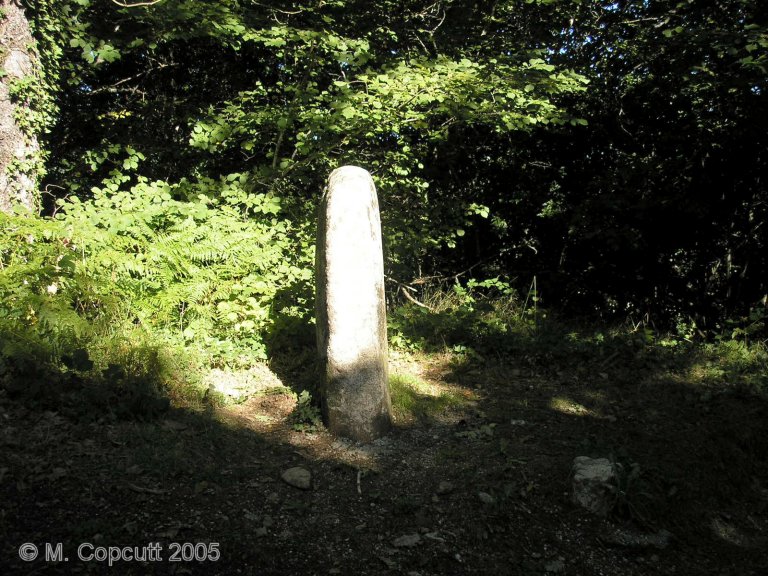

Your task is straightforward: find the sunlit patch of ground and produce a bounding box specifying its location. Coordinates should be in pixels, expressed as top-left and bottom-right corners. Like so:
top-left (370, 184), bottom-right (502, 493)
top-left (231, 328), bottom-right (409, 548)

top-left (213, 352), bottom-right (479, 470)
top-left (204, 363), bottom-right (290, 403)
top-left (222, 390), bottom-right (297, 432)
top-left (388, 350), bottom-right (478, 425)
top-left (549, 396), bottom-right (594, 417)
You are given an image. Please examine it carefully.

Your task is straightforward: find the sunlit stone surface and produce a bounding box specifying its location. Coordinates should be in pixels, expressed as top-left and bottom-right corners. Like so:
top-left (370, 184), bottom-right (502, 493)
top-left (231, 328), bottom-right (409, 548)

top-left (316, 166), bottom-right (392, 442)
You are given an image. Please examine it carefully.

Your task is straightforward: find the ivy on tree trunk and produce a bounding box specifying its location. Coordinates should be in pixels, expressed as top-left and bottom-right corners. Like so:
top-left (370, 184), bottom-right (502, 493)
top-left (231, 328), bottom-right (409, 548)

top-left (0, 0), bottom-right (41, 213)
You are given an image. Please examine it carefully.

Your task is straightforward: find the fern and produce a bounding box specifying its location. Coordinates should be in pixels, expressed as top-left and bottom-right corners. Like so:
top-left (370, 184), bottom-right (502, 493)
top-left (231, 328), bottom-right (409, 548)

top-left (1, 171), bottom-right (313, 386)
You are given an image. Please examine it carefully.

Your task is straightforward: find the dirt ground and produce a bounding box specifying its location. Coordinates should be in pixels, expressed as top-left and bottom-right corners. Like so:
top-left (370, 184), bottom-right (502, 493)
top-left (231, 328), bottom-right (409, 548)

top-left (1, 350), bottom-right (767, 575)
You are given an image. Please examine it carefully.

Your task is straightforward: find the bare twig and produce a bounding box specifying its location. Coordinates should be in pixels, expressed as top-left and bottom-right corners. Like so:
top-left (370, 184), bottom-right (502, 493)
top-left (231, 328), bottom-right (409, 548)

top-left (400, 285), bottom-right (434, 311)
top-left (481, 0), bottom-right (497, 37)
top-left (111, 0), bottom-right (164, 7)
top-left (127, 483), bottom-right (167, 495)
top-left (252, 2), bottom-right (303, 15)
top-left (356, 470), bottom-right (362, 495)
top-left (85, 63), bottom-right (177, 96)
top-left (599, 351), bottom-right (620, 367)
top-left (410, 275), bottom-right (443, 285)
top-left (428, 8), bottom-right (448, 35)
top-left (385, 276), bottom-right (435, 311)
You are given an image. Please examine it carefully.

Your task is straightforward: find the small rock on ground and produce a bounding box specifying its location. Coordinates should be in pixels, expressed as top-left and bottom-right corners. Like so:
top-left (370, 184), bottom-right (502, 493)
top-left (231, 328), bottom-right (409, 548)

top-left (392, 533), bottom-right (421, 547)
top-left (600, 528), bottom-right (673, 550)
top-left (437, 481), bottom-right (454, 495)
top-left (281, 466), bottom-right (311, 490)
top-left (544, 558), bottom-right (566, 573)
top-left (478, 492), bottom-right (495, 504)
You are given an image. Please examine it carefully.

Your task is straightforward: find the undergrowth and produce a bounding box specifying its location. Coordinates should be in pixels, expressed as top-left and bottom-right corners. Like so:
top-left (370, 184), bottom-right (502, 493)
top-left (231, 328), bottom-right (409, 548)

top-left (2, 188), bottom-right (765, 426)
top-left (0, 175), bottom-right (312, 418)
top-left (389, 278), bottom-right (768, 396)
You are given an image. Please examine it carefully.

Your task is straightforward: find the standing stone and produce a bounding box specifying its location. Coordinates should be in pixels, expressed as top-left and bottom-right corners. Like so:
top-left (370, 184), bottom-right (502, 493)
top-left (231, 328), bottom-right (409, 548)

top-left (316, 166), bottom-right (392, 442)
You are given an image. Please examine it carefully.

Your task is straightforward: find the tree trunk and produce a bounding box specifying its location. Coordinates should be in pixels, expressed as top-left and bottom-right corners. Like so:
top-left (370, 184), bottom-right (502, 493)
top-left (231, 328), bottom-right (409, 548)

top-left (0, 0), bottom-right (40, 213)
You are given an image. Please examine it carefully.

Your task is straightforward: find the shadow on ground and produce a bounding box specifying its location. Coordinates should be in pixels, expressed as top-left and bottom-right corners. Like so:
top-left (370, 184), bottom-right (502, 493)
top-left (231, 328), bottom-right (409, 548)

top-left (1, 325), bottom-right (767, 575)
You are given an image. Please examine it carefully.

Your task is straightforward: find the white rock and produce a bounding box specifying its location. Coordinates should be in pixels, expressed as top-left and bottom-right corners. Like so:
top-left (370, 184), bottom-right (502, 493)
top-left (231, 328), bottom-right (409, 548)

top-left (571, 456), bottom-right (616, 516)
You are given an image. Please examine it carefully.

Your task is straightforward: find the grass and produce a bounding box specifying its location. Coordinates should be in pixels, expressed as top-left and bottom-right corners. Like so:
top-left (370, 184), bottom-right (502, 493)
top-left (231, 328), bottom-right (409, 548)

top-left (390, 283), bottom-right (768, 401)
top-left (688, 339), bottom-right (768, 392)
top-left (389, 372), bottom-right (471, 425)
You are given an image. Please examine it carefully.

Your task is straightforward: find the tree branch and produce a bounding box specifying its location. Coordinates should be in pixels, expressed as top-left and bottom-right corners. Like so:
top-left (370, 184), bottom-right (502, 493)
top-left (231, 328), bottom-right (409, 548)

top-left (386, 276), bottom-right (435, 311)
top-left (400, 285), bottom-right (435, 311)
top-left (111, 0), bottom-right (164, 8)
top-left (85, 63), bottom-right (178, 96)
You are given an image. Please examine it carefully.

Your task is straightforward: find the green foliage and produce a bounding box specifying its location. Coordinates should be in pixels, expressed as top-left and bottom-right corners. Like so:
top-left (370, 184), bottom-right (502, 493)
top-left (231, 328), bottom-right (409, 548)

top-left (26, 0), bottom-right (590, 277)
top-left (0, 166), bottom-right (312, 413)
top-left (389, 277), bottom-right (767, 400)
top-left (719, 306), bottom-right (768, 346)
top-left (524, 0), bottom-right (768, 323)
top-left (290, 390), bottom-right (322, 432)
top-left (0, 212), bottom-right (92, 356)
top-left (692, 339), bottom-right (768, 395)
top-left (6, 0), bottom-right (599, 404)
top-left (0, 207), bottom-right (203, 415)
top-left (6, 0), bottom-right (764, 404)
top-left (389, 277), bottom-right (525, 355)
top-left (177, 17), bottom-right (587, 265)
top-left (55, 171), bottom-right (312, 366)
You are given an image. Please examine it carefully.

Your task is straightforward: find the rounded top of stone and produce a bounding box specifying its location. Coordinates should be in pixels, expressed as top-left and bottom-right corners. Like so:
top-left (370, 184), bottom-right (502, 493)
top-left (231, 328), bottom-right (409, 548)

top-left (329, 165), bottom-right (372, 180)
top-left (327, 166), bottom-right (376, 196)
top-left (333, 165), bottom-right (368, 173)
